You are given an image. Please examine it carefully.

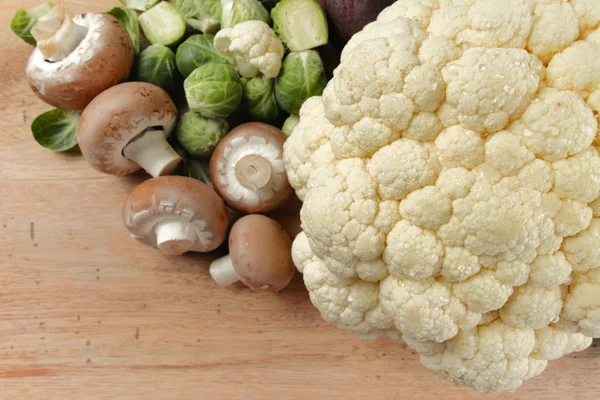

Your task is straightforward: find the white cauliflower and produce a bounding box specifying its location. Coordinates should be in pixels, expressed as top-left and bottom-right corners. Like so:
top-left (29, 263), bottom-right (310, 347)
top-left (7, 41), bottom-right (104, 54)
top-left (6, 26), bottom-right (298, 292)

top-left (214, 20), bottom-right (284, 78)
top-left (284, 0), bottom-right (600, 393)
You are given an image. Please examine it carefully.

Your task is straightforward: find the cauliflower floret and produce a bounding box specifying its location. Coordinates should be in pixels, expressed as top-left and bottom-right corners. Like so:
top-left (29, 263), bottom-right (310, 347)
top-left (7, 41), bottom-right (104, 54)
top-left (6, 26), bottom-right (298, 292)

top-left (420, 320), bottom-right (540, 393)
top-left (546, 35), bottom-right (600, 98)
top-left (283, 97), bottom-right (336, 200)
top-left (435, 125), bottom-right (484, 169)
top-left (214, 20), bottom-right (284, 78)
top-left (368, 139), bottom-right (441, 200)
top-left (429, 0), bottom-right (534, 49)
top-left (285, 2), bottom-right (600, 393)
top-left (383, 220), bottom-right (444, 279)
top-left (403, 112), bottom-right (444, 141)
top-left (380, 276), bottom-right (481, 343)
top-left (527, 1), bottom-right (579, 64)
top-left (532, 326), bottom-right (592, 360)
top-left (510, 88), bottom-right (597, 162)
top-left (562, 268), bottom-right (600, 337)
top-left (485, 131), bottom-right (534, 175)
top-left (499, 284), bottom-right (563, 329)
top-left (571, 0), bottom-right (600, 39)
top-left (552, 147), bottom-right (600, 202)
top-left (529, 252), bottom-right (572, 287)
top-left (303, 259), bottom-right (392, 339)
top-left (442, 48), bottom-right (543, 134)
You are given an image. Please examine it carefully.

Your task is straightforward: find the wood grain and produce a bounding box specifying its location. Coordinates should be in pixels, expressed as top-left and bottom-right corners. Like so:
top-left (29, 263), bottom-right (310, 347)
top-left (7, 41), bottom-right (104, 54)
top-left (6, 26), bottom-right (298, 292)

top-left (0, 1), bottom-right (598, 399)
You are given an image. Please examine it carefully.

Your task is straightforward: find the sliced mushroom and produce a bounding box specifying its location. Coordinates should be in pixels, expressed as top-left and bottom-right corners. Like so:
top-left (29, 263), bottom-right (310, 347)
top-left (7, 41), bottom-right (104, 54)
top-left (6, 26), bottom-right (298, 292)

top-left (210, 122), bottom-right (292, 213)
top-left (123, 176), bottom-right (229, 256)
top-left (210, 214), bottom-right (295, 291)
top-left (78, 82), bottom-right (181, 177)
top-left (26, 4), bottom-right (134, 110)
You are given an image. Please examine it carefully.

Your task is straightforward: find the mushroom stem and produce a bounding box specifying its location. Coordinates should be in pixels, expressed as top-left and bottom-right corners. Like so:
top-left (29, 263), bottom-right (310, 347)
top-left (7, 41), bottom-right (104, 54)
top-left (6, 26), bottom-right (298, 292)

top-left (234, 154), bottom-right (273, 191)
top-left (31, 4), bottom-right (89, 62)
top-left (154, 220), bottom-right (196, 256)
top-left (209, 255), bottom-right (240, 286)
top-left (123, 129), bottom-right (182, 178)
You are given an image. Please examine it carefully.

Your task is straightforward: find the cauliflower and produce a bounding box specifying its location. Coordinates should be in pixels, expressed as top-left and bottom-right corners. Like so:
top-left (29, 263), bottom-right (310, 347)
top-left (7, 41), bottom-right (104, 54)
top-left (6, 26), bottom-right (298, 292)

top-left (214, 20), bottom-right (284, 78)
top-left (284, 0), bottom-right (600, 393)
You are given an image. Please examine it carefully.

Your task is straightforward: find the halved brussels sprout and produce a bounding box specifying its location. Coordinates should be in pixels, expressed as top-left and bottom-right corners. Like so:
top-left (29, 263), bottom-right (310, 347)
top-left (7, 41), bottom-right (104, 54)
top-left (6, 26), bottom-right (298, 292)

top-left (139, 2), bottom-right (187, 46)
top-left (220, 0), bottom-right (271, 29)
top-left (119, 0), bottom-right (160, 11)
top-left (175, 0), bottom-right (221, 33)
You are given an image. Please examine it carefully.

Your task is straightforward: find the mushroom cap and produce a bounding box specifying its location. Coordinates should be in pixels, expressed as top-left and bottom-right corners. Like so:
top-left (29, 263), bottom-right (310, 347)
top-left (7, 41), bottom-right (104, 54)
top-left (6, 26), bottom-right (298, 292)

top-left (229, 214), bottom-right (295, 291)
top-left (26, 13), bottom-right (134, 111)
top-left (123, 176), bottom-right (229, 253)
top-left (78, 82), bottom-right (178, 176)
top-left (210, 122), bottom-right (292, 213)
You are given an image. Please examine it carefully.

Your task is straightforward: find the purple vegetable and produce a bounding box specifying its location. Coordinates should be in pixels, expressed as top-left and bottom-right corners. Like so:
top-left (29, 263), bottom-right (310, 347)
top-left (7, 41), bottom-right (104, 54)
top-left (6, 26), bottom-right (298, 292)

top-left (317, 0), bottom-right (396, 47)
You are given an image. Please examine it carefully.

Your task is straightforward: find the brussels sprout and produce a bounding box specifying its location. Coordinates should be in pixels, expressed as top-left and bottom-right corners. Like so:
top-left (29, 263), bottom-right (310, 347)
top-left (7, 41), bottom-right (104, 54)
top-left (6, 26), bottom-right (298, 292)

top-left (281, 114), bottom-right (300, 136)
top-left (175, 34), bottom-right (230, 78)
top-left (139, 2), bottom-right (187, 46)
top-left (119, 0), bottom-right (160, 11)
top-left (184, 63), bottom-right (243, 118)
top-left (275, 50), bottom-right (326, 115)
top-left (187, 159), bottom-right (213, 188)
top-left (107, 7), bottom-right (141, 53)
top-left (10, 2), bottom-right (55, 45)
top-left (31, 109), bottom-right (80, 152)
top-left (220, 0), bottom-right (271, 29)
top-left (175, 0), bottom-right (221, 33)
top-left (271, 0), bottom-right (328, 51)
top-left (176, 112), bottom-right (230, 158)
top-left (133, 44), bottom-right (178, 94)
top-left (242, 76), bottom-right (280, 123)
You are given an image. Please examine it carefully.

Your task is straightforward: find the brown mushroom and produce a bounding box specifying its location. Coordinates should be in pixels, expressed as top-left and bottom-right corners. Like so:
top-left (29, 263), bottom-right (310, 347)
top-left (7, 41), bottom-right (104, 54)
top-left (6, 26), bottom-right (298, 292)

top-left (26, 4), bottom-right (134, 111)
top-left (209, 214), bottom-right (295, 291)
top-left (210, 122), bottom-right (293, 214)
top-left (123, 176), bottom-right (229, 256)
top-left (78, 82), bottom-right (182, 177)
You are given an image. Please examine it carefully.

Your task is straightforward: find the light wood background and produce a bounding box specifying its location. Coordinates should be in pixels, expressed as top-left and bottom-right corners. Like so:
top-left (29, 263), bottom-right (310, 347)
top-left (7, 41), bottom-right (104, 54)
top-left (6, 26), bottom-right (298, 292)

top-left (0, 1), bottom-right (598, 399)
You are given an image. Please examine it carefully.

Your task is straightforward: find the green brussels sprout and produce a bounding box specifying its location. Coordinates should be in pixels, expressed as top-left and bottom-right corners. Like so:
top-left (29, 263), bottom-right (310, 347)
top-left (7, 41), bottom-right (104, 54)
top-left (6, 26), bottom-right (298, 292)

top-left (107, 7), bottom-right (141, 53)
top-left (184, 63), bottom-right (243, 118)
top-left (139, 2), bottom-right (187, 46)
top-left (31, 108), bottom-right (80, 152)
top-left (176, 34), bottom-right (230, 78)
top-left (271, 0), bottom-right (328, 51)
top-left (10, 2), bottom-right (55, 45)
top-left (175, 0), bottom-right (221, 33)
top-left (176, 112), bottom-right (230, 158)
top-left (281, 114), bottom-right (300, 136)
top-left (133, 44), bottom-right (178, 94)
top-left (242, 76), bottom-right (280, 123)
top-left (275, 50), bottom-right (326, 115)
top-left (119, 0), bottom-right (160, 11)
top-left (220, 0), bottom-right (271, 29)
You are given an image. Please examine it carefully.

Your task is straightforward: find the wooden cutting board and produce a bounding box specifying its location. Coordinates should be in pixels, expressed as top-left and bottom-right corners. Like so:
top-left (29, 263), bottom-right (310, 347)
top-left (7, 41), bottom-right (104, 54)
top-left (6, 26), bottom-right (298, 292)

top-left (0, 1), bottom-right (598, 399)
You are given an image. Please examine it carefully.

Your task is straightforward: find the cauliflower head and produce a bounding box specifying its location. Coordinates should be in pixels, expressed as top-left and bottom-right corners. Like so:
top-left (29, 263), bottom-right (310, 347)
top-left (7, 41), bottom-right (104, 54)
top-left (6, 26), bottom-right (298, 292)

top-left (214, 20), bottom-right (284, 78)
top-left (284, 0), bottom-right (600, 393)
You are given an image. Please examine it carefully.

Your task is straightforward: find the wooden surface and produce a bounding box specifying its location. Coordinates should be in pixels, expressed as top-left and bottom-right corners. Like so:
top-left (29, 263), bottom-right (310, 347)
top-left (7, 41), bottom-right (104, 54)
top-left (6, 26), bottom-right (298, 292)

top-left (1, 1), bottom-right (599, 399)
